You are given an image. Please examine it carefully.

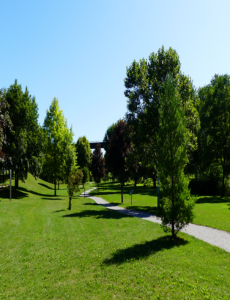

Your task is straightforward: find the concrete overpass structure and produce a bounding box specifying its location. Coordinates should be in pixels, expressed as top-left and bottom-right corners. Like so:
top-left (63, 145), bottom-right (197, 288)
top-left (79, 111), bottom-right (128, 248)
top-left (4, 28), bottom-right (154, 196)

top-left (89, 142), bottom-right (104, 149)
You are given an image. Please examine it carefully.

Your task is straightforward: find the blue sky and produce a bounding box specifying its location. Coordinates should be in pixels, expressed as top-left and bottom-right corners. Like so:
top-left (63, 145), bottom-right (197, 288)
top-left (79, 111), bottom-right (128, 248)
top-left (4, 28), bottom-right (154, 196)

top-left (1, 0), bottom-right (230, 143)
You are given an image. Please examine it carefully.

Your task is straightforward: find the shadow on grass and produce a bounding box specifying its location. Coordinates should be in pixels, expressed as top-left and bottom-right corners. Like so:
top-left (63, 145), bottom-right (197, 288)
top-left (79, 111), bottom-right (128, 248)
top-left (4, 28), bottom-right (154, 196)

top-left (38, 183), bottom-right (53, 190)
top-left (125, 206), bottom-right (159, 216)
top-left (89, 186), bottom-right (158, 198)
top-left (18, 187), bottom-right (65, 198)
top-left (0, 187), bottom-right (28, 200)
top-left (62, 209), bottom-right (131, 220)
top-left (195, 196), bottom-right (230, 204)
top-left (103, 236), bottom-right (188, 265)
top-left (53, 209), bottom-right (67, 213)
top-left (42, 197), bottom-right (63, 200)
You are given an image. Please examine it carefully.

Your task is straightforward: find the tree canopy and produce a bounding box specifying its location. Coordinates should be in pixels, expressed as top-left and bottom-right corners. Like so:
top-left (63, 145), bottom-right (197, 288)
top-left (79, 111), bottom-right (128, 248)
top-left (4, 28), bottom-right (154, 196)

top-left (43, 98), bottom-right (76, 195)
top-left (157, 75), bottom-right (194, 238)
top-left (75, 136), bottom-right (92, 169)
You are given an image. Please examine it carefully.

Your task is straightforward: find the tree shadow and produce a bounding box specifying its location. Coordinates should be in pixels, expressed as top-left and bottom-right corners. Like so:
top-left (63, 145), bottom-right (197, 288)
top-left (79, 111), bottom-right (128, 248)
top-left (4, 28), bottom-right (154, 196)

top-left (62, 209), bottom-right (131, 220)
top-left (84, 202), bottom-right (99, 206)
top-left (195, 196), bottom-right (230, 204)
top-left (0, 187), bottom-right (28, 200)
top-left (103, 236), bottom-right (188, 265)
top-left (18, 187), bottom-right (64, 197)
top-left (53, 209), bottom-right (67, 213)
top-left (38, 183), bottom-right (53, 190)
top-left (42, 197), bottom-right (63, 200)
top-left (125, 205), bottom-right (159, 216)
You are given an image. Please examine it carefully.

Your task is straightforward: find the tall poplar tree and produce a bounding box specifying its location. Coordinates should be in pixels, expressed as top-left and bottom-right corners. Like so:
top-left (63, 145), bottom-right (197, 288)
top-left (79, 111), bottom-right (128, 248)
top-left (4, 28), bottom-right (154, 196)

top-left (157, 75), bottom-right (194, 239)
top-left (43, 98), bottom-right (76, 195)
top-left (75, 136), bottom-right (91, 169)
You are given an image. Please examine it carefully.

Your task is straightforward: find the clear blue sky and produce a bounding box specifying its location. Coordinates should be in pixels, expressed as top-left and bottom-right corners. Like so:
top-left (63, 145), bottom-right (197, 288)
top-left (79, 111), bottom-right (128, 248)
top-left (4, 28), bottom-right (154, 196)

top-left (1, 0), bottom-right (230, 143)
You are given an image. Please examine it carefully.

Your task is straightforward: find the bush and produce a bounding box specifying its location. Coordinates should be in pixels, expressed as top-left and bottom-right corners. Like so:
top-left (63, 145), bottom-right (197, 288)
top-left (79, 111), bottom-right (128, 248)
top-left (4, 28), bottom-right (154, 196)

top-left (144, 178), bottom-right (153, 187)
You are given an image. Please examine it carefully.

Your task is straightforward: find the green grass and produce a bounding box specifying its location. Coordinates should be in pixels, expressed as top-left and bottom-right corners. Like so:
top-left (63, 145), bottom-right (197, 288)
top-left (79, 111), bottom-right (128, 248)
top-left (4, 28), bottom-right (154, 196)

top-left (90, 182), bottom-right (230, 233)
top-left (1, 176), bottom-right (230, 299)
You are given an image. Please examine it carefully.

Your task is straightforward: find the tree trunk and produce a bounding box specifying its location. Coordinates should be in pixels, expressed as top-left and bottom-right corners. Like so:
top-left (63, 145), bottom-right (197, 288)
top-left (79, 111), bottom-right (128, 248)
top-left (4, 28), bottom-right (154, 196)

top-left (54, 178), bottom-right (56, 196)
top-left (152, 172), bottom-right (157, 189)
top-left (121, 181), bottom-right (123, 203)
top-left (68, 197), bottom-right (72, 210)
top-left (15, 170), bottom-right (19, 190)
top-left (221, 167), bottom-right (225, 197)
top-left (58, 180), bottom-right (59, 190)
top-left (3, 168), bottom-right (4, 183)
top-left (134, 178), bottom-right (137, 187)
top-left (98, 183), bottom-right (99, 195)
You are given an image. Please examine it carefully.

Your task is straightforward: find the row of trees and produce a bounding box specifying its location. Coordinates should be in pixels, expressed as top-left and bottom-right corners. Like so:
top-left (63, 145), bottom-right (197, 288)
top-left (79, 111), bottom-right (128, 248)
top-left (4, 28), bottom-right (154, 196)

top-left (0, 80), bottom-right (93, 197)
top-left (100, 46), bottom-right (230, 238)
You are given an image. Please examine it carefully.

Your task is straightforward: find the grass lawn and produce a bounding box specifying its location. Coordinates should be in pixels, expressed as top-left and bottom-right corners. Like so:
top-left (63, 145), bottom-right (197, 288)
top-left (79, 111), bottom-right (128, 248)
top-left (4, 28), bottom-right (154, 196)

top-left (0, 176), bottom-right (230, 299)
top-left (90, 182), bottom-right (230, 233)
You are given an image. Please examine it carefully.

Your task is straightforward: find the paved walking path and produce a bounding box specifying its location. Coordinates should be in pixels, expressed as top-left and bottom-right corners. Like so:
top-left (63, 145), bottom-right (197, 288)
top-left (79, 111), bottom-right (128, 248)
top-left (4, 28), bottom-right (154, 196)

top-left (81, 187), bottom-right (230, 253)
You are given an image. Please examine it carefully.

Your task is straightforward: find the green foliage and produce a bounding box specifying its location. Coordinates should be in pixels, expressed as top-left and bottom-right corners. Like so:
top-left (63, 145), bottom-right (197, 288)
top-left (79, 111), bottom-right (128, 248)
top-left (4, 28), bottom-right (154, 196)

top-left (125, 46), bottom-right (200, 179)
top-left (91, 143), bottom-right (105, 186)
top-left (106, 120), bottom-right (131, 202)
top-left (157, 75), bottom-right (194, 238)
top-left (199, 74), bottom-right (230, 197)
top-left (43, 98), bottom-right (76, 195)
top-left (75, 136), bottom-right (91, 169)
top-left (0, 89), bottom-right (12, 154)
top-left (67, 168), bottom-right (83, 210)
top-left (3, 80), bottom-right (45, 187)
top-left (82, 166), bottom-right (90, 187)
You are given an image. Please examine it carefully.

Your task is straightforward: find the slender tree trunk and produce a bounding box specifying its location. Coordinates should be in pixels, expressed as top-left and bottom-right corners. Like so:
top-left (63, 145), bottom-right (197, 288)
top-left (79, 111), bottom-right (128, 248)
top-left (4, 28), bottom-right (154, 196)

top-left (3, 168), bottom-right (4, 183)
top-left (221, 165), bottom-right (225, 197)
top-left (152, 172), bottom-right (157, 188)
top-left (69, 197), bottom-right (71, 210)
top-left (58, 180), bottom-right (59, 190)
top-left (54, 178), bottom-right (56, 196)
top-left (98, 182), bottom-right (99, 195)
top-left (121, 181), bottom-right (123, 203)
top-left (15, 170), bottom-right (19, 190)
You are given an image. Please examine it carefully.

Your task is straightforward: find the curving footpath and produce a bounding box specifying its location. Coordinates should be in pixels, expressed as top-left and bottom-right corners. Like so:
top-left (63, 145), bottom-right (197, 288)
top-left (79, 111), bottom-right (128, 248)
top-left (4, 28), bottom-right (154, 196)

top-left (81, 187), bottom-right (230, 253)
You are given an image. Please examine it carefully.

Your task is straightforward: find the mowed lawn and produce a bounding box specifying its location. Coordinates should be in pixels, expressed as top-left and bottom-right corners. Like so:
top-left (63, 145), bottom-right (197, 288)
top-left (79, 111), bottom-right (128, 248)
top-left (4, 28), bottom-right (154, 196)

top-left (0, 176), bottom-right (230, 299)
top-left (90, 182), bottom-right (230, 233)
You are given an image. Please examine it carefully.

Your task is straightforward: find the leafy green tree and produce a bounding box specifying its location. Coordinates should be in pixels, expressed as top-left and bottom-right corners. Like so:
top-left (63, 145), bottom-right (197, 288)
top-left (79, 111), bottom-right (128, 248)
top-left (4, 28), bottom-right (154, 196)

top-left (3, 80), bottom-right (45, 189)
top-left (103, 123), bottom-right (115, 172)
top-left (75, 136), bottom-right (92, 169)
top-left (157, 75), bottom-right (194, 239)
top-left (43, 98), bottom-right (75, 195)
top-left (91, 143), bottom-right (105, 194)
top-left (67, 168), bottom-right (83, 210)
top-left (199, 74), bottom-right (230, 197)
top-left (0, 89), bottom-right (12, 167)
top-left (82, 166), bottom-right (90, 187)
top-left (125, 46), bottom-right (200, 179)
top-left (107, 120), bottom-right (131, 202)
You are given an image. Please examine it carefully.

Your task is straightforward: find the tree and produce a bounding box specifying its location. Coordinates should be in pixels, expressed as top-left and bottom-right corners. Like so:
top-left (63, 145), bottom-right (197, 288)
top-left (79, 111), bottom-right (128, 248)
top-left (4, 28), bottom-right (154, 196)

top-left (43, 98), bottom-right (76, 195)
top-left (75, 136), bottom-right (92, 169)
top-left (91, 143), bottom-right (105, 194)
top-left (67, 169), bottom-right (83, 210)
top-left (107, 120), bottom-right (131, 202)
top-left (157, 75), bottom-right (194, 239)
top-left (0, 89), bottom-right (12, 165)
top-left (82, 166), bottom-right (90, 188)
top-left (3, 80), bottom-right (45, 189)
top-left (103, 123), bottom-right (115, 172)
top-left (199, 74), bottom-right (230, 197)
top-left (125, 46), bottom-right (200, 180)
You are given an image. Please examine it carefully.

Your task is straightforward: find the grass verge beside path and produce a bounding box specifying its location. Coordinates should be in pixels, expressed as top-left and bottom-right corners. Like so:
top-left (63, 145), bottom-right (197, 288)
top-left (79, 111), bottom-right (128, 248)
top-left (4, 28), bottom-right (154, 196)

top-left (90, 182), bottom-right (230, 233)
top-left (1, 176), bottom-right (230, 299)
